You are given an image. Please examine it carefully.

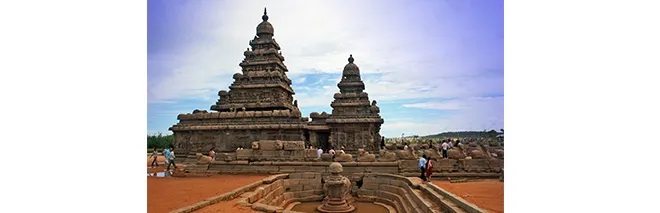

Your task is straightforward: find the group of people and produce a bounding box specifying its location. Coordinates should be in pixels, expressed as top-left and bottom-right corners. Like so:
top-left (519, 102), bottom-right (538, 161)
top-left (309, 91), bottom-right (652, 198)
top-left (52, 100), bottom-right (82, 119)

top-left (149, 146), bottom-right (178, 171)
top-left (311, 145), bottom-right (345, 160)
top-left (418, 154), bottom-right (435, 182)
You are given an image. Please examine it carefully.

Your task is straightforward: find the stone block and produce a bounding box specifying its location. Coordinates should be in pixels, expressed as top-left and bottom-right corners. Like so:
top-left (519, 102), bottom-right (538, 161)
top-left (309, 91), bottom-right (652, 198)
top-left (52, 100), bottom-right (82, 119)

top-left (334, 153), bottom-right (353, 162)
top-left (363, 182), bottom-right (379, 190)
top-left (257, 166), bottom-right (279, 173)
top-left (434, 159), bottom-right (458, 172)
top-left (303, 183), bottom-right (321, 191)
top-left (258, 141), bottom-right (280, 151)
top-left (236, 149), bottom-right (252, 160)
top-left (394, 149), bottom-right (416, 160)
top-left (462, 159), bottom-right (490, 172)
top-left (288, 184), bottom-right (303, 192)
top-left (289, 173), bottom-right (302, 179)
top-left (301, 172), bottom-right (316, 179)
top-left (283, 141), bottom-right (305, 150)
top-left (399, 160), bottom-right (420, 171)
top-left (320, 153), bottom-right (333, 161)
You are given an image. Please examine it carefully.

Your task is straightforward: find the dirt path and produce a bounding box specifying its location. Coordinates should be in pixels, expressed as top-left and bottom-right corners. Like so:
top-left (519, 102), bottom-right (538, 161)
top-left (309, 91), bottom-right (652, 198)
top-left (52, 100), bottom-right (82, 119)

top-left (431, 179), bottom-right (503, 213)
top-left (147, 174), bottom-right (268, 213)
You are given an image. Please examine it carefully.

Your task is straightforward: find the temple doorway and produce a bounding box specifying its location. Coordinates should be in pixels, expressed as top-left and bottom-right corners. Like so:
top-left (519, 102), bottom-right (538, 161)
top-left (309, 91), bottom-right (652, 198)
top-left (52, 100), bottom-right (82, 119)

top-left (317, 132), bottom-right (330, 151)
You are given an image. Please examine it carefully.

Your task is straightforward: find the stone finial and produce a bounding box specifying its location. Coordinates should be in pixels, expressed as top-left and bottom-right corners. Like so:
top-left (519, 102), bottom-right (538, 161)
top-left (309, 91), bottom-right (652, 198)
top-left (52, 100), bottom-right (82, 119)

top-left (329, 162), bottom-right (343, 174)
top-left (262, 7), bottom-right (269, 21)
top-left (348, 54), bottom-right (354, 63)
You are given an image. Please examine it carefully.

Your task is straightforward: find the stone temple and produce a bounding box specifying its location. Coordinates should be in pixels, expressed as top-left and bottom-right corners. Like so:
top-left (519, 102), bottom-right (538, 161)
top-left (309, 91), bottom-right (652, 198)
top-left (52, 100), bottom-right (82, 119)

top-left (169, 8), bottom-right (384, 156)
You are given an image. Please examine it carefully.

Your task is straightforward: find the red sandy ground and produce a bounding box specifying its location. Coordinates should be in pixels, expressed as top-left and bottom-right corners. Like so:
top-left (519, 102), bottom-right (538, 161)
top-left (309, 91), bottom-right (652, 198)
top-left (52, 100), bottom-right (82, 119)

top-left (146, 156), bottom-right (268, 213)
top-left (147, 157), bottom-right (502, 213)
top-left (431, 179), bottom-right (504, 213)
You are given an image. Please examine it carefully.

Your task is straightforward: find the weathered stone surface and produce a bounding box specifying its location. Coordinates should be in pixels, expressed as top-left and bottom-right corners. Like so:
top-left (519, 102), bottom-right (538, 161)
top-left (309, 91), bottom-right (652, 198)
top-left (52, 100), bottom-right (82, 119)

top-left (320, 153), bottom-right (333, 161)
top-left (282, 141), bottom-right (305, 150)
top-left (334, 153), bottom-right (353, 162)
top-left (236, 149), bottom-right (252, 160)
top-left (378, 150), bottom-right (398, 162)
top-left (394, 150), bottom-right (416, 160)
top-left (448, 148), bottom-right (466, 159)
top-left (495, 149), bottom-right (504, 159)
top-left (423, 149), bottom-right (442, 160)
top-left (196, 153), bottom-right (212, 164)
top-left (356, 148), bottom-right (376, 162)
top-left (258, 140), bottom-right (283, 151)
top-left (469, 150), bottom-right (487, 159)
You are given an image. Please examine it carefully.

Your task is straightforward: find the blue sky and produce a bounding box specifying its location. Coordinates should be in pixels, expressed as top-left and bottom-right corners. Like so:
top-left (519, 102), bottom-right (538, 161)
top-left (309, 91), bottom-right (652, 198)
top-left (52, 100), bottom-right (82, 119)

top-left (148, 0), bottom-right (503, 137)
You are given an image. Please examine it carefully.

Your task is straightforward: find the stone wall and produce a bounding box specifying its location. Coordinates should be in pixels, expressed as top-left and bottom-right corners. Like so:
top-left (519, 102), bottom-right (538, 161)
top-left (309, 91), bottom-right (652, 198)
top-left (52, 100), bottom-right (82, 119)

top-left (185, 160), bottom-right (502, 179)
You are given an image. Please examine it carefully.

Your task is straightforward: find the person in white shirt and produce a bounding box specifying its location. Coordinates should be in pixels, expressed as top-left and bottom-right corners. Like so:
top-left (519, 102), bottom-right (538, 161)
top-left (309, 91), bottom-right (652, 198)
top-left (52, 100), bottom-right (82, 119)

top-left (340, 146), bottom-right (346, 154)
top-left (441, 141), bottom-right (450, 159)
top-left (316, 147), bottom-right (323, 159)
top-left (329, 147), bottom-right (336, 160)
top-left (167, 148), bottom-right (177, 171)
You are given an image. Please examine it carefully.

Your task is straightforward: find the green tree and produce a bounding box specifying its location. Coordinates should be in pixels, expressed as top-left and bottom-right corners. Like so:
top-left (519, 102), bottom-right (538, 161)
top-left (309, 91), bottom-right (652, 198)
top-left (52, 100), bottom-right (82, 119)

top-left (147, 133), bottom-right (173, 149)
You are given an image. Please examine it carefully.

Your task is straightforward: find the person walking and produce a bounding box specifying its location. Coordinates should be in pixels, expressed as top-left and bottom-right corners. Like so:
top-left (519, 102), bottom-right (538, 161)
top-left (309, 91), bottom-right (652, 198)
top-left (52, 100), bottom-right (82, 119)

top-left (441, 141), bottom-right (450, 159)
top-left (163, 147), bottom-right (171, 165)
top-left (419, 154), bottom-right (428, 181)
top-left (167, 148), bottom-right (177, 171)
top-left (425, 157), bottom-right (434, 182)
top-left (150, 149), bottom-right (159, 168)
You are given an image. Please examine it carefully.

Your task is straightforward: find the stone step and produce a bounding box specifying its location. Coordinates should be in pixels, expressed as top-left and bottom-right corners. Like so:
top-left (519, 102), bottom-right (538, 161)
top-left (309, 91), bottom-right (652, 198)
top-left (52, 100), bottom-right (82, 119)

top-left (419, 184), bottom-right (468, 213)
top-left (412, 188), bottom-right (443, 213)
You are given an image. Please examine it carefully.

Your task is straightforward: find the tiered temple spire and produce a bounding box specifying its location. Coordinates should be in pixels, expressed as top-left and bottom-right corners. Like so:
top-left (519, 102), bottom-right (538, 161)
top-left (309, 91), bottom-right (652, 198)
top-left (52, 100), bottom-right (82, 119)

top-left (211, 7), bottom-right (297, 113)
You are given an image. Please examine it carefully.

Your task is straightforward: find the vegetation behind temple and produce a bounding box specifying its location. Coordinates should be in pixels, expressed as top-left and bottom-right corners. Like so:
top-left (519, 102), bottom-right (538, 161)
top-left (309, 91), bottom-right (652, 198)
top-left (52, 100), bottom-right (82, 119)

top-left (147, 133), bottom-right (173, 149)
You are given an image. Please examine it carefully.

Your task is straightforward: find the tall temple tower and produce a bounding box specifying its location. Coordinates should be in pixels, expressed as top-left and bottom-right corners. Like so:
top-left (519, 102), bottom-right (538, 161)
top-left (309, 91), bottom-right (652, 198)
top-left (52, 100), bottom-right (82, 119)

top-left (325, 55), bottom-right (384, 153)
top-left (210, 8), bottom-right (297, 113)
top-left (170, 8), bottom-right (307, 154)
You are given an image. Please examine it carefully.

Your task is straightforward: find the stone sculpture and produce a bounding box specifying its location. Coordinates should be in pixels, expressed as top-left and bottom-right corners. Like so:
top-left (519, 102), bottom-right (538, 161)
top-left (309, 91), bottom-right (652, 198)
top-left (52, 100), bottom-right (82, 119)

top-left (334, 153), bottom-right (353, 162)
top-left (195, 153), bottom-right (213, 164)
top-left (356, 148), bottom-right (376, 162)
top-left (378, 149), bottom-right (398, 162)
top-left (317, 162), bottom-right (355, 213)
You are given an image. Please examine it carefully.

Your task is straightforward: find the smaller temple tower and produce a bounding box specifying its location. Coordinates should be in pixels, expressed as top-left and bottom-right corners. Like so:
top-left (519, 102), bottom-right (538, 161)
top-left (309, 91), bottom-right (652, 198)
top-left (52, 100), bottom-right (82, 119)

top-left (325, 55), bottom-right (384, 153)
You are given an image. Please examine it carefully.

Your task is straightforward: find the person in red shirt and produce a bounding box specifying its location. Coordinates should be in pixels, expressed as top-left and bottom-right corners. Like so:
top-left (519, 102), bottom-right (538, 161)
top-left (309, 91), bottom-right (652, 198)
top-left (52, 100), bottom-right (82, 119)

top-left (425, 157), bottom-right (435, 182)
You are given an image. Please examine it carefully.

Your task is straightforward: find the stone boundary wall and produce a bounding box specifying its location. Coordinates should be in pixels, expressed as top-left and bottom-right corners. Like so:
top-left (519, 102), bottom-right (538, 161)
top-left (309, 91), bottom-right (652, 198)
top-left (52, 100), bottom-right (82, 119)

top-left (185, 159), bottom-right (503, 178)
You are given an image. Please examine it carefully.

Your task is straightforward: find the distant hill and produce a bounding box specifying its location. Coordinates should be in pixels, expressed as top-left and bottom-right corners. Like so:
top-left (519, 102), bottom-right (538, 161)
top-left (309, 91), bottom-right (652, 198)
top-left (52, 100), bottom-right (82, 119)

top-left (421, 130), bottom-right (502, 139)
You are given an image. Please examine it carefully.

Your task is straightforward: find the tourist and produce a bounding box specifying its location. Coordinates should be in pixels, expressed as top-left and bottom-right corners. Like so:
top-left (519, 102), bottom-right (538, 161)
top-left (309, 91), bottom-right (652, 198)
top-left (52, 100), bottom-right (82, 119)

top-left (316, 147), bottom-right (323, 159)
top-left (167, 148), bottom-right (177, 171)
top-left (418, 154), bottom-right (428, 181)
top-left (329, 147), bottom-right (336, 159)
top-left (150, 148), bottom-right (159, 168)
top-left (163, 147), bottom-right (171, 165)
top-left (340, 146), bottom-right (346, 154)
top-left (441, 141), bottom-right (450, 159)
top-left (425, 157), bottom-right (434, 182)
top-left (209, 147), bottom-right (216, 161)
top-left (380, 136), bottom-right (386, 149)
top-left (404, 142), bottom-right (409, 150)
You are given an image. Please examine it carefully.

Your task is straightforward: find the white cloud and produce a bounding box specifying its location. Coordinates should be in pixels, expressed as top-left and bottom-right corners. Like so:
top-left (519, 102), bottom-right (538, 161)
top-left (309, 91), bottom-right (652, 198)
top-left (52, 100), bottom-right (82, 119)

top-left (148, 1), bottom-right (503, 135)
top-left (398, 96), bottom-right (504, 134)
top-left (149, 1), bottom-right (500, 104)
